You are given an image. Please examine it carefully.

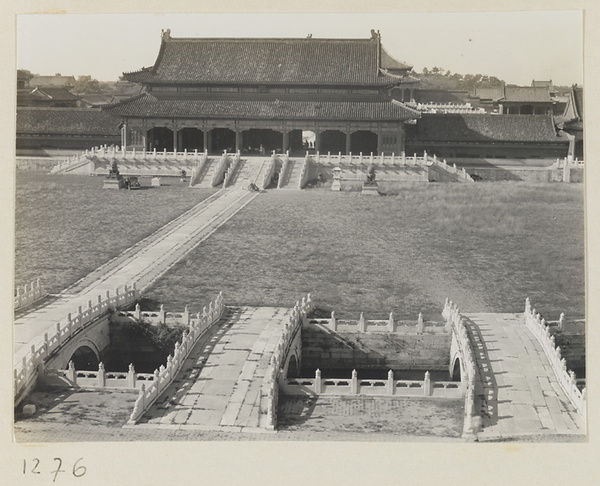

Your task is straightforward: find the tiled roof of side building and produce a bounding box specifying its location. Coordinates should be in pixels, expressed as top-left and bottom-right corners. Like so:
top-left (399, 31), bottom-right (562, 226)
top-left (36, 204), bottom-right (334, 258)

top-left (20, 87), bottom-right (80, 102)
top-left (501, 86), bottom-right (553, 103)
top-left (103, 94), bottom-right (420, 121)
top-left (412, 114), bottom-right (569, 143)
top-left (124, 35), bottom-right (409, 86)
top-left (29, 75), bottom-right (76, 88)
top-left (472, 86), bottom-right (505, 101)
top-left (17, 108), bottom-right (121, 135)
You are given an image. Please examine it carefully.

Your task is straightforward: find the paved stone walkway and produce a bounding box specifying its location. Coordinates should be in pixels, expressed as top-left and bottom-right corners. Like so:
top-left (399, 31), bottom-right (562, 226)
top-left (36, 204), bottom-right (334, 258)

top-left (14, 189), bottom-right (258, 365)
top-left (137, 306), bottom-right (290, 432)
top-left (463, 313), bottom-right (585, 440)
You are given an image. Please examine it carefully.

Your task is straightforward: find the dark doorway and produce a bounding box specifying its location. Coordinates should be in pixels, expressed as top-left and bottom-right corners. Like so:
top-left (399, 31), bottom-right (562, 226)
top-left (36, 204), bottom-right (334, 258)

top-left (147, 127), bottom-right (174, 151)
top-left (241, 129), bottom-right (282, 154)
top-left (179, 127), bottom-right (204, 151)
top-left (211, 128), bottom-right (236, 154)
top-left (320, 130), bottom-right (346, 154)
top-left (350, 130), bottom-right (378, 155)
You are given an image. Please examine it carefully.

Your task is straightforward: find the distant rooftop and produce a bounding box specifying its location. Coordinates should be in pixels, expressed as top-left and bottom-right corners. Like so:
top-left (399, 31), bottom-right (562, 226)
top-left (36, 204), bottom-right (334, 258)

top-left (411, 114), bottom-right (569, 143)
top-left (17, 108), bottom-right (120, 135)
top-left (29, 75), bottom-right (76, 89)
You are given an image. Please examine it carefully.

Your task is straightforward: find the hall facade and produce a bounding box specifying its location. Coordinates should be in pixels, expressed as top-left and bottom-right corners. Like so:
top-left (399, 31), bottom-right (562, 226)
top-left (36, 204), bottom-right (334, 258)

top-left (105, 29), bottom-right (420, 155)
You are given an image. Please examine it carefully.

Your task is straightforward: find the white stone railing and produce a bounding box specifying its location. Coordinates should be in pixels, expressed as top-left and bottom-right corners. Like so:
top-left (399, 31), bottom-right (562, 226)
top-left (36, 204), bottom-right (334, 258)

top-left (524, 298), bottom-right (586, 420)
top-left (415, 102), bottom-right (485, 114)
top-left (308, 311), bottom-right (448, 334)
top-left (313, 151), bottom-right (429, 166)
top-left (428, 154), bottom-right (474, 182)
top-left (276, 151), bottom-right (290, 189)
top-left (282, 369), bottom-right (462, 398)
top-left (298, 153), bottom-right (311, 189)
top-left (552, 157), bottom-right (584, 169)
top-left (14, 284), bottom-right (140, 404)
top-left (222, 152), bottom-right (241, 188)
top-left (211, 151), bottom-right (237, 187)
top-left (51, 145), bottom-right (213, 174)
top-left (259, 156), bottom-right (276, 189)
top-left (127, 292), bottom-right (225, 425)
top-left (188, 150), bottom-right (210, 187)
top-left (442, 298), bottom-right (480, 438)
top-left (117, 303), bottom-right (194, 326)
top-left (43, 362), bottom-right (155, 390)
top-left (14, 279), bottom-right (48, 312)
top-left (261, 294), bottom-right (313, 430)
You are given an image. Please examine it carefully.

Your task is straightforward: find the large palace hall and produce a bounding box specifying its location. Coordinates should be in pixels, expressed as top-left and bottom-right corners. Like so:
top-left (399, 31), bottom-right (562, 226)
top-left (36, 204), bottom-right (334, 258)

top-left (104, 29), bottom-right (421, 156)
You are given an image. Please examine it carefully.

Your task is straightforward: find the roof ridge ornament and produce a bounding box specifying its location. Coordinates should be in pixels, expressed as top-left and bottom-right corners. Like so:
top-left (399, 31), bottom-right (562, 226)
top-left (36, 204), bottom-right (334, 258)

top-left (370, 29), bottom-right (381, 40)
top-left (161, 29), bottom-right (172, 42)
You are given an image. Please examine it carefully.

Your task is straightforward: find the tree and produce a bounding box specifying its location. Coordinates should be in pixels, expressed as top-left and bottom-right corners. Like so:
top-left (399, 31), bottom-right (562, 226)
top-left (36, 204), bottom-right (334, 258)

top-left (73, 75), bottom-right (102, 94)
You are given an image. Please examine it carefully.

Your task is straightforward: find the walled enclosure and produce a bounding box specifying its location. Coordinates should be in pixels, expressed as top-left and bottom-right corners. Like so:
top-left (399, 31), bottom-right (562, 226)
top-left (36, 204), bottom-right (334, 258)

top-left (300, 323), bottom-right (452, 374)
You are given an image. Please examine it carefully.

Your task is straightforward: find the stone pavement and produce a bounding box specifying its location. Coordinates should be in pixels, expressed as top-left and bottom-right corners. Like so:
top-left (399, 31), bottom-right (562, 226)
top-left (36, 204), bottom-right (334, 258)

top-left (463, 313), bottom-right (585, 440)
top-left (14, 189), bottom-right (258, 365)
top-left (137, 306), bottom-right (290, 432)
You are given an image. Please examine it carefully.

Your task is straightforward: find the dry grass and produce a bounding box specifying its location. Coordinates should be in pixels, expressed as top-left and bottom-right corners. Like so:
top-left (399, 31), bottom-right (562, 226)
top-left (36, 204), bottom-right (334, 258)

top-left (15, 173), bottom-right (584, 321)
top-left (15, 171), bottom-right (217, 293)
top-left (148, 182), bottom-right (584, 321)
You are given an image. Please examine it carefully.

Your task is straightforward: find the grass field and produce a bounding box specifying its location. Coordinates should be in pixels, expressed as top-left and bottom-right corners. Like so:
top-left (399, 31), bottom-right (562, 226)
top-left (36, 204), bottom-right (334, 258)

top-left (147, 183), bottom-right (584, 321)
top-left (14, 171), bottom-right (217, 293)
top-left (14, 173), bottom-right (584, 321)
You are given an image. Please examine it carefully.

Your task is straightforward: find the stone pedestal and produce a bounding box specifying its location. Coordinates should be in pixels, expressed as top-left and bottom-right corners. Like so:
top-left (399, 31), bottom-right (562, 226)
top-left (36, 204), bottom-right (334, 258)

top-left (103, 176), bottom-right (124, 189)
top-left (361, 181), bottom-right (379, 196)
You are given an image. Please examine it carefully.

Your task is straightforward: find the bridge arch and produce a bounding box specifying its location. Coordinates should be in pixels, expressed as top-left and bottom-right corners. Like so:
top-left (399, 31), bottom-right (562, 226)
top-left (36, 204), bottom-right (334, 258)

top-left (450, 356), bottom-right (462, 381)
top-left (286, 354), bottom-right (300, 378)
top-left (58, 338), bottom-right (102, 370)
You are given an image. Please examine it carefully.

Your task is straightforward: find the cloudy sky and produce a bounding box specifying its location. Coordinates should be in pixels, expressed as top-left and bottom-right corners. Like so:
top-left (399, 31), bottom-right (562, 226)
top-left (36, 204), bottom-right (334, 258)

top-left (17, 11), bottom-right (583, 86)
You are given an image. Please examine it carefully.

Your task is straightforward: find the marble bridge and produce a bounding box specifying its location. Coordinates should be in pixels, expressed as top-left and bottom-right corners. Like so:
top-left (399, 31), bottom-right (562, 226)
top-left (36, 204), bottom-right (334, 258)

top-left (14, 179), bottom-right (585, 440)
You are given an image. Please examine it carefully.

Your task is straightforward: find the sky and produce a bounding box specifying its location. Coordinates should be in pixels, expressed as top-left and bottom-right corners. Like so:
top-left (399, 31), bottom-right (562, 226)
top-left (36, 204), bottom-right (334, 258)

top-left (16, 11), bottom-right (583, 86)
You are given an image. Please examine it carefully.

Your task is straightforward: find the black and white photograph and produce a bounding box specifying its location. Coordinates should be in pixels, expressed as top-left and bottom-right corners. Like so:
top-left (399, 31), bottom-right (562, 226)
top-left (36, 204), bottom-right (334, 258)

top-left (3, 4), bottom-right (598, 485)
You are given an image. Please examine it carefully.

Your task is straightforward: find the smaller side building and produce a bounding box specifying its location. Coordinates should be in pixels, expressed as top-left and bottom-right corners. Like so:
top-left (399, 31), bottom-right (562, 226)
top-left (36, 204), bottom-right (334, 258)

top-left (405, 113), bottom-right (570, 159)
top-left (16, 108), bottom-right (121, 153)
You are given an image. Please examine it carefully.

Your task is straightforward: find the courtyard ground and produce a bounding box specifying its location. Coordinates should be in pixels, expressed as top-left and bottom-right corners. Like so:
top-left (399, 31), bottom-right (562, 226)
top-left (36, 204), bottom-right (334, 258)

top-left (147, 183), bottom-right (584, 320)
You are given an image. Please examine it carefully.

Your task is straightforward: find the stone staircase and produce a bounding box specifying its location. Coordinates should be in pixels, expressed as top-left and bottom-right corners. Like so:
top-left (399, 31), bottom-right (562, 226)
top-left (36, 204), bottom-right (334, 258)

top-left (278, 158), bottom-right (304, 189)
top-left (227, 158), bottom-right (267, 189)
top-left (191, 158), bottom-right (220, 188)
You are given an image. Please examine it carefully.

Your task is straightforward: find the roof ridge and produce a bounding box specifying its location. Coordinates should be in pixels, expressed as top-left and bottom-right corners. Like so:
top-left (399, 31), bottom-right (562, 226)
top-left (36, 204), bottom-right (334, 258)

top-left (165, 36), bottom-right (376, 43)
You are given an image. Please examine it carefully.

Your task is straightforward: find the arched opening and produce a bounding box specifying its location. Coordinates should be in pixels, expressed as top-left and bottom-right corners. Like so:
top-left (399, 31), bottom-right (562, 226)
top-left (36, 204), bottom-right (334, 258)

top-left (210, 128), bottom-right (235, 154)
top-left (241, 129), bottom-right (282, 155)
top-left (320, 130), bottom-right (346, 154)
top-left (179, 127), bottom-right (204, 151)
top-left (147, 127), bottom-right (174, 151)
top-left (287, 355), bottom-right (300, 378)
top-left (299, 130), bottom-right (316, 155)
top-left (520, 104), bottom-right (534, 115)
top-left (350, 130), bottom-right (378, 155)
top-left (69, 346), bottom-right (99, 371)
top-left (451, 357), bottom-right (462, 382)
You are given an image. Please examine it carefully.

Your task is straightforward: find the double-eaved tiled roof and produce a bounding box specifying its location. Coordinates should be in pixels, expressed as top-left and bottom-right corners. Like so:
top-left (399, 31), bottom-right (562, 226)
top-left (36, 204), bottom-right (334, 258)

top-left (124, 35), bottom-right (410, 87)
top-left (411, 114), bottom-right (569, 143)
top-left (17, 108), bottom-right (120, 135)
top-left (501, 86), bottom-right (552, 103)
top-left (103, 93), bottom-right (420, 121)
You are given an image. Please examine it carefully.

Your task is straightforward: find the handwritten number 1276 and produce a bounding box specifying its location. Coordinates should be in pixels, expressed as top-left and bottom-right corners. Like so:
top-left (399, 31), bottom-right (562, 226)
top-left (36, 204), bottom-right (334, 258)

top-left (23, 458), bottom-right (86, 481)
